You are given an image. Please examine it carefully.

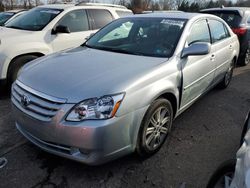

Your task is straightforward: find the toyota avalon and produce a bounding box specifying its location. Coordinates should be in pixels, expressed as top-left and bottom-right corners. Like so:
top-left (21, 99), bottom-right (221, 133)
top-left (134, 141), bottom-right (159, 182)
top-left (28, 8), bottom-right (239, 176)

top-left (12, 13), bottom-right (239, 165)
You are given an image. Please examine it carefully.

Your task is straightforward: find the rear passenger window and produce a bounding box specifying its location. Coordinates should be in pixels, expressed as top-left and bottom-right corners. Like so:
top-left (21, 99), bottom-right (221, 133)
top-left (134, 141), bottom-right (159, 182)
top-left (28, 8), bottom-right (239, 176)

top-left (223, 24), bottom-right (230, 37)
top-left (187, 20), bottom-right (210, 46)
top-left (88, 9), bottom-right (113, 30)
top-left (57, 9), bottom-right (89, 32)
top-left (209, 20), bottom-right (229, 43)
top-left (116, 11), bottom-right (133, 17)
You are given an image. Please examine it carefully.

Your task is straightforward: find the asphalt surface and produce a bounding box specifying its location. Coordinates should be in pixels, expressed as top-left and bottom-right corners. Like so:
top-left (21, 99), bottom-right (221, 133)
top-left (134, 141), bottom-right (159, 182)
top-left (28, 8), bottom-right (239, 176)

top-left (0, 64), bottom-right (250, 188)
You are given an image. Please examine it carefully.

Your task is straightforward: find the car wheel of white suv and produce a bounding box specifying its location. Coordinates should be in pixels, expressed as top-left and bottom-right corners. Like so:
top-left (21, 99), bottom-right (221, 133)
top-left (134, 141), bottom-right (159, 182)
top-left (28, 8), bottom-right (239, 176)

top-left (136, 98), bottom-right (173, 157)
top-left (7, 55), bottom-right (38, 87)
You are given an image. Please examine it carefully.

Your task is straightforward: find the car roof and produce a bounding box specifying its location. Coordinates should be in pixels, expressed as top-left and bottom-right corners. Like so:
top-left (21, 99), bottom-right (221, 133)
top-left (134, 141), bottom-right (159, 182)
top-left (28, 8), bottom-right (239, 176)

top-left (201, 7), bottom-right (250, 12)
top-left (132, 12), bottom-right (204, 20)
top-left (38, 4), bottom-right (75, 10)
top-left (201, 7), bottom-right (250, 17)
top-left (38, 3), bottom-right (130, 11)
top-left (142, 10), bottom-right (183, 13)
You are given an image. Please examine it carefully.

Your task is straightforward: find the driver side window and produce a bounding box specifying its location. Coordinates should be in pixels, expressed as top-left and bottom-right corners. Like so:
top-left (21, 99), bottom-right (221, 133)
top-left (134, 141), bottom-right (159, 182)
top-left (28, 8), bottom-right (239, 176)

top-left (57, 9), bottom-right (89, 33)
top-left (99, 21), bottom-right (133, 42)
top-left (187, 20), bottom-right (211, 46)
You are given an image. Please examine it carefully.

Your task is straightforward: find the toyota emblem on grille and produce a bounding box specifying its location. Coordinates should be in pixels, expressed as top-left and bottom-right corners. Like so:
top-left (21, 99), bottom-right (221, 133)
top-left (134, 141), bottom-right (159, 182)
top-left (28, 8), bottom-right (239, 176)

top-left (21, 95), bottom-right (30, 107)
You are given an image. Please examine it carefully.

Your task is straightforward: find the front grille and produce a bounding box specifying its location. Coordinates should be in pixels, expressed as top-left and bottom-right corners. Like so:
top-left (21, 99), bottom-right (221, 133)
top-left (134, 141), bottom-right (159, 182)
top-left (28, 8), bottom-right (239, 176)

top-left (12, 80), bottom-right (66, 122)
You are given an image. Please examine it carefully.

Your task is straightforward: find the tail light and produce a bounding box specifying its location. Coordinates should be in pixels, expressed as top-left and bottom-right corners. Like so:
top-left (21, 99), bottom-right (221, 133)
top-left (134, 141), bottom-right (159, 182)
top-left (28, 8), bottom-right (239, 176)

top-left (232, 27), bottom-right (247, 36)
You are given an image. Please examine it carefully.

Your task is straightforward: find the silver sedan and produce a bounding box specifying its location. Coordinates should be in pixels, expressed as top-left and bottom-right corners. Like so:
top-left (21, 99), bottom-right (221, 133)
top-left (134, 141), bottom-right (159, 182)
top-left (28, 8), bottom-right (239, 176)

top-left (12, 13), bottom-right (239, 165)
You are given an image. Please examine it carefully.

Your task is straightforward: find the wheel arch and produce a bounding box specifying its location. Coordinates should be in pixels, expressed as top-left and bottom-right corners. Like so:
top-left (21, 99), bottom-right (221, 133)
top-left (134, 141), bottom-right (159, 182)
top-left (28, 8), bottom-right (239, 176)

top-left (155, 92), bottom-right (178, 118)
top-left (233, 55), bottom-right (238, 67)
top-left (7, 52), bottom-right (45, 80)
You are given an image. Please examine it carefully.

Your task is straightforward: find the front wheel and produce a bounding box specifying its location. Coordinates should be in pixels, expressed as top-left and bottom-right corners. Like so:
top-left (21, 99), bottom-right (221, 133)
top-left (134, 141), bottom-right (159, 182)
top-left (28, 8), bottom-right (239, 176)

top-left (136, 98), bottom-right (173, 157)
top-left (217, 60), bottom-right (234, 89)
top-left (206, 159), bottom-right (236, 188)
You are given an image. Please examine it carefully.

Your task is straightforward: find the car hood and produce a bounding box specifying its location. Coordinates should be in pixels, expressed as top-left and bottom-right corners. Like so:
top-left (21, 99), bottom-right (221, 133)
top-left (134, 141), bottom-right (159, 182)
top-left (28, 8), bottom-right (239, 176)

top-left (18, 47), bottom-right (167, 103)
top-left (0, 26), bottom-right (32, 38)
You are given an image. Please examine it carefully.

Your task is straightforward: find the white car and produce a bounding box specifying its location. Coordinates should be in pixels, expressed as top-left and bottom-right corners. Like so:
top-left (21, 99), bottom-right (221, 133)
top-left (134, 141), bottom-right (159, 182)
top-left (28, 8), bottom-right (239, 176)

top-left (0, 3), bottom-right (132, 87)
top-left (207, 111), bottom-right (250, 188)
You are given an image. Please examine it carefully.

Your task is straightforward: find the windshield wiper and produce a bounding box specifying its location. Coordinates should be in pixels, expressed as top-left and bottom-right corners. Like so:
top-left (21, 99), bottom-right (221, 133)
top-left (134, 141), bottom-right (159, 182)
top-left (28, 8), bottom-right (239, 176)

top-left (5, 25), bottom-right (25, 30)
top-left (85, 44), bottom-right (144, 56)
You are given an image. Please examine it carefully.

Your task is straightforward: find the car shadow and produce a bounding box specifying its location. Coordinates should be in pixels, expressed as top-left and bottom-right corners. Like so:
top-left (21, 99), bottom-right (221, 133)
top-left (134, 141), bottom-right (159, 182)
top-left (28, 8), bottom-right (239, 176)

top-left (0, 85), bottom-right (10, 100)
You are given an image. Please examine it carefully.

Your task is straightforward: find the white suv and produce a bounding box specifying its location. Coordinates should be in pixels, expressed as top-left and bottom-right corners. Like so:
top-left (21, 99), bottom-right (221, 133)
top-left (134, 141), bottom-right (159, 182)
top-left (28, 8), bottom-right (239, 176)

top-left (0, 3), bottom-right (132, 86)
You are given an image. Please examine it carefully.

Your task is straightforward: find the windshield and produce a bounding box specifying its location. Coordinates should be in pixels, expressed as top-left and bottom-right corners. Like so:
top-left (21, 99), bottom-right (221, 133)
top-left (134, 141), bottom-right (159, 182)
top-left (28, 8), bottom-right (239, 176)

top-left (0, 12), bottom-right (14, 26)
top-left (86, 17), bottom-right (187, 58)
top-left (5, 8), bottom-right (62, 31)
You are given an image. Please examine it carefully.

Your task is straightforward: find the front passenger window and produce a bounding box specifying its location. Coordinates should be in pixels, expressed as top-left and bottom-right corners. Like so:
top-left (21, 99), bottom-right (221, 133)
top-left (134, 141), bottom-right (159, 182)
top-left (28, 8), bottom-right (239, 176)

top-left (209, 20), bottom-right (229, 43)
top-left (187, 20), bottom-right (210, 46)
top-left (57, 9), bottom-right (89, 32)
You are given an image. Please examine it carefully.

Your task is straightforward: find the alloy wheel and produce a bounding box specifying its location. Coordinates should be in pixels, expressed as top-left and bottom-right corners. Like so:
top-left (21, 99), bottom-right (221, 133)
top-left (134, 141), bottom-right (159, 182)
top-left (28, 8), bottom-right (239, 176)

top-left (245, 49), bottom-right (250, 65)
top-left (144, 106), bottom-right (171, 151)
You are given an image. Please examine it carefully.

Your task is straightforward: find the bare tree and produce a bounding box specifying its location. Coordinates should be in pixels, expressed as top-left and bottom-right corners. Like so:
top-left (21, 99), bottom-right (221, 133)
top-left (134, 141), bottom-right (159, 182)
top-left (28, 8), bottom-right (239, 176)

top-left (48, 0), bottom-right (62, 3)
top-left (128, 0), bottom-right (143, 13)
top-left (0, 0), bottom-right (4, 11)
top-left (174, 0), bottom-right (183, 9)
top-left (35, 0), bottom-right (41, 6)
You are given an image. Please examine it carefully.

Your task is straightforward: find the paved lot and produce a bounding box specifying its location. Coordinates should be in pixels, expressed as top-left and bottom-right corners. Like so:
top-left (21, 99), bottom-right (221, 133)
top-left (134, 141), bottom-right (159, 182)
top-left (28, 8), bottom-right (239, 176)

top-left (0, 64), bottom-right (250, 188)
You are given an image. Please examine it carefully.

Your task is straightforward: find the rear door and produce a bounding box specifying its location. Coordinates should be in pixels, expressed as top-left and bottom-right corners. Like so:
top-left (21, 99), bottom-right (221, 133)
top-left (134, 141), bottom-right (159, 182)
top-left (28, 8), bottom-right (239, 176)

top-left (180, 19), bottom-right (216, 109)
top-left (208, 19), bottom-right (233, 83)
top-left (51, 9), bottom-right (93, 52)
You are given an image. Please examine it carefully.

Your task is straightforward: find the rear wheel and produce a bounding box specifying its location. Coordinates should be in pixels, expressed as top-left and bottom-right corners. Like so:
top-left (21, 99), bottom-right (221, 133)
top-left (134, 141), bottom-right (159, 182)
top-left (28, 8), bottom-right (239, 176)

top-left (136, 98), bottom-right (173, 157)
top-left (238, 48), bottom-right (250, 66)
top-left (217, 60), bottom-right (234, 89)
top-left (7, 55), bottom-right (38, 87)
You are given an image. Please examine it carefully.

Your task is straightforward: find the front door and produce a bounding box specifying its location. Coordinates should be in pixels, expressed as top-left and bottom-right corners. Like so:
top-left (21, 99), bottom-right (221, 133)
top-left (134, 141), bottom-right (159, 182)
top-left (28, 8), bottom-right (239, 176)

top-left (180, 19), bottom-right (216, 109)
top-left (51, 9), bottom-right (94, 52)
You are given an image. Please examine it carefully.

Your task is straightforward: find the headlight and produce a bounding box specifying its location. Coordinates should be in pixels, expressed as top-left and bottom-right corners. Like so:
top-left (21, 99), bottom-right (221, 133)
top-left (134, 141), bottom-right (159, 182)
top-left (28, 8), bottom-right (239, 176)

top-left (66, 93), bottom-right (125, 121)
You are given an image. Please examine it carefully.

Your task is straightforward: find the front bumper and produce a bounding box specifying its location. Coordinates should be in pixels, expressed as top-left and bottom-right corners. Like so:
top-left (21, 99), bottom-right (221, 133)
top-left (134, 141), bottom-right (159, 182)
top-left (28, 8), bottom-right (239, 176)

top-left (13, 103), bottom-right (147, 165)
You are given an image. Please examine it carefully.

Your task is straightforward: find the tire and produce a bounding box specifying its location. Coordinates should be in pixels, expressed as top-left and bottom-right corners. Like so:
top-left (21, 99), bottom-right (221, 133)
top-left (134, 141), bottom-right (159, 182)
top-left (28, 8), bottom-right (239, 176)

top-left (238, 48), bottom-right (250, 66)
top-left (240, 113), bottom-right (250, 145)
top-left (217, 60), bottom-right (234, 89)
top-left (7, 55), bottom-right (38, 86)
top-left (206, 159), bottom-right (236, 188)
top-left (136, 98), bottom-right (173, 157)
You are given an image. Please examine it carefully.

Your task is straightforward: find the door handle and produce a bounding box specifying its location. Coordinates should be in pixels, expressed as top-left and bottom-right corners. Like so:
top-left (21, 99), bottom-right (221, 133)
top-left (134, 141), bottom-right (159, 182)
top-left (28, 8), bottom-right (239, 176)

top-left (210, 54), bottom-right (215, 61)
top-left (229, 44), bottom-right (233, 50)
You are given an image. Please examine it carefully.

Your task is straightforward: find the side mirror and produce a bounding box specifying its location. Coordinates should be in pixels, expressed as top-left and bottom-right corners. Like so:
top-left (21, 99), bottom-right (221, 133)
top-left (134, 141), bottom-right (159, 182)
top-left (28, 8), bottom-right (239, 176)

top-left (52, 25), bottom-right (70, 34)
top-left (181, 42), bottom-right (211, 58)
top-left (85, 33), bottom-right (95, 40)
